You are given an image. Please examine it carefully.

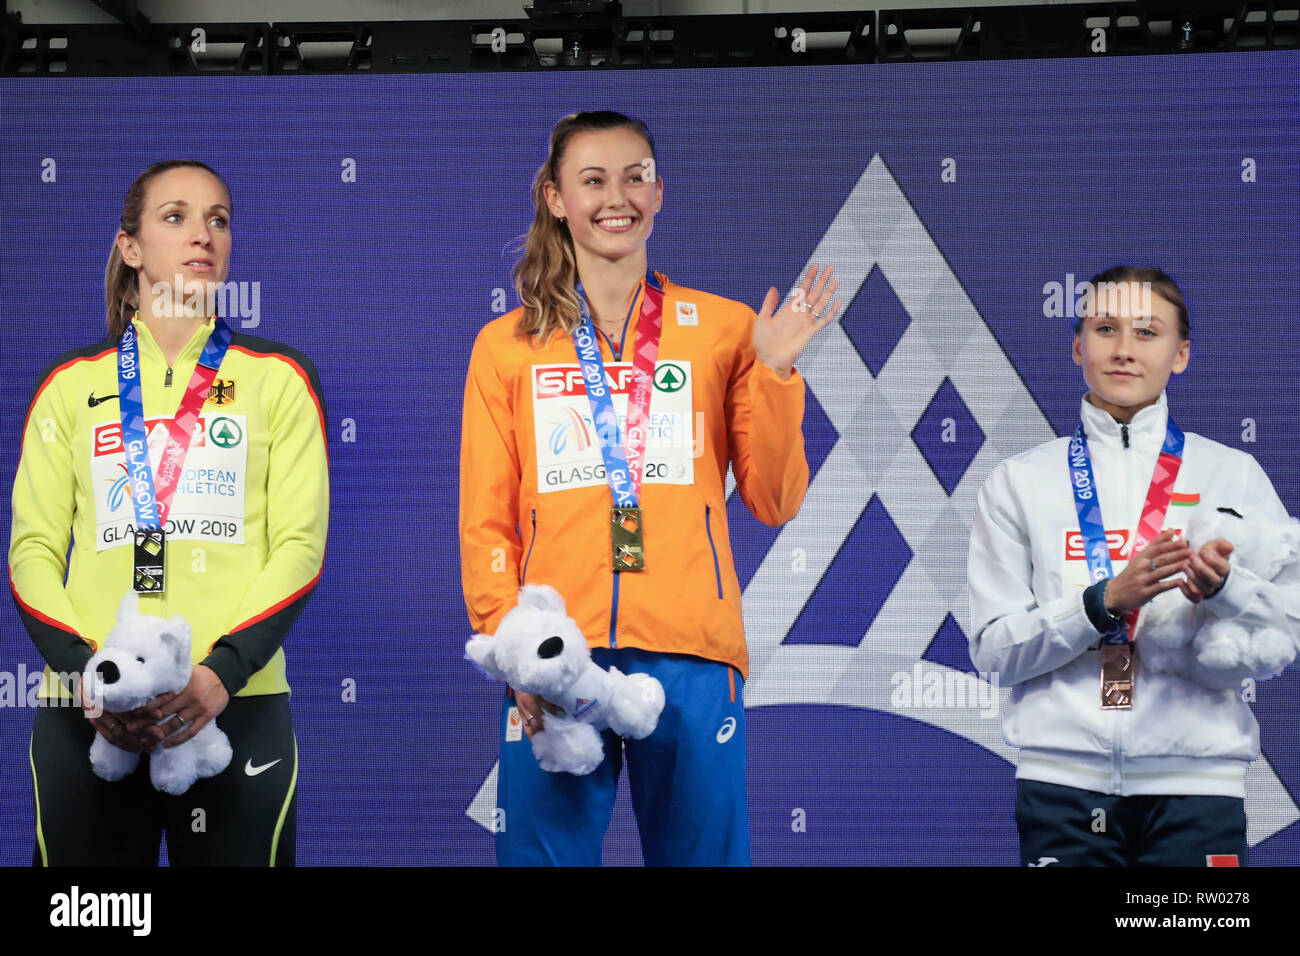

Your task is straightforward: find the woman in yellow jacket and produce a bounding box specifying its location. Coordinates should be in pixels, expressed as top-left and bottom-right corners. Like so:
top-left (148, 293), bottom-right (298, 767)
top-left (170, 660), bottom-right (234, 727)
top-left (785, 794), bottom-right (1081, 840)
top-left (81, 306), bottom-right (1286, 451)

top-left (460, 110), bottom-right (839, 865)
top-left (10, 160), bottom-right (328, 865)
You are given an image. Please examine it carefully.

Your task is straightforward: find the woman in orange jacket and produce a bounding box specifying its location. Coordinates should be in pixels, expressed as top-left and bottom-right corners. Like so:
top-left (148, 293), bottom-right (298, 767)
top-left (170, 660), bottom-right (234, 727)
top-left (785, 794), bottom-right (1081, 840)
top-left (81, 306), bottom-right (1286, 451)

top-left (460, 110), bottom-right (839, 866)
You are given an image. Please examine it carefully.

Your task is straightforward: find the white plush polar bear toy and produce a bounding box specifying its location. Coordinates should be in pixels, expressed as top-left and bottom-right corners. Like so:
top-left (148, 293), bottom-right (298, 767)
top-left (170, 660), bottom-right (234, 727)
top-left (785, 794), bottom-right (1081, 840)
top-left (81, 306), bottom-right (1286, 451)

top-left (465, 584), bottom-right (666, 775)
top-left (1139, 504), bottom-right (1300, 691)
top-left (83, 591), bottom-right (232, 795)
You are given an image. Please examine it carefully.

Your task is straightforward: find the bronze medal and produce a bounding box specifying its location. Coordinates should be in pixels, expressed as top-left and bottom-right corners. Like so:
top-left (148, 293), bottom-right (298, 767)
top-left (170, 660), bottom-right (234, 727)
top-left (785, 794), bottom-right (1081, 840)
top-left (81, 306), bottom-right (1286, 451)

top-left (1100, 643), bottom-right (1135, 709)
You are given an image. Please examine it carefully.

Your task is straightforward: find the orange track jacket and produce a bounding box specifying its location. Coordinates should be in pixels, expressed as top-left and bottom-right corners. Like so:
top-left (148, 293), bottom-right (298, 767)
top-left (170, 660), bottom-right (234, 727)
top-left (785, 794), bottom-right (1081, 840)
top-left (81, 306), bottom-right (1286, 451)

top-left (459, 271), bottom-right (809, 679)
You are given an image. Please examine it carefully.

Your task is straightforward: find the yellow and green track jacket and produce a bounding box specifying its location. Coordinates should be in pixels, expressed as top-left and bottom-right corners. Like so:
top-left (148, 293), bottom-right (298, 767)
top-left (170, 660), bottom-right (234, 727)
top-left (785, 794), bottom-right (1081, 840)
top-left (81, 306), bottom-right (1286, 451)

top-left (9, 318), bottom-right (329, 698)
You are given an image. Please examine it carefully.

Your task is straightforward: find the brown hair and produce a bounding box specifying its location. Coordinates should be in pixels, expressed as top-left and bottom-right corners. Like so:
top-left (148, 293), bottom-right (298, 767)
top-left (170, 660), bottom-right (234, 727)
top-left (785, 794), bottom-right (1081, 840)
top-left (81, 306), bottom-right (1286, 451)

top-left (104, 160), bottom-right (232, 336)
top-left (511, 111), bottom-right (657, 345)
top-left (1075, 265), bottom-right (1190, 340)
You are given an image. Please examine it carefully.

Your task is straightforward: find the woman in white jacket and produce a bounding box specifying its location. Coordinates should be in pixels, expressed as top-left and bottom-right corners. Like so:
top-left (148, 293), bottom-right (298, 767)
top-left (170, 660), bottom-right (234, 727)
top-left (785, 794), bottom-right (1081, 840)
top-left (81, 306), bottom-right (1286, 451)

top-left (968, 265), bottom-right (1300, 866)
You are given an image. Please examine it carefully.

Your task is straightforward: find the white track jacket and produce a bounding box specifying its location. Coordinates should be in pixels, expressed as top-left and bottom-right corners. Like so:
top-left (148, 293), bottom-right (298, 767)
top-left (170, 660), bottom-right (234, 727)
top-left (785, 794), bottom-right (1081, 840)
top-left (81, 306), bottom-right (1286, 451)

top-left (968, 391), bottom-right (1300, 798)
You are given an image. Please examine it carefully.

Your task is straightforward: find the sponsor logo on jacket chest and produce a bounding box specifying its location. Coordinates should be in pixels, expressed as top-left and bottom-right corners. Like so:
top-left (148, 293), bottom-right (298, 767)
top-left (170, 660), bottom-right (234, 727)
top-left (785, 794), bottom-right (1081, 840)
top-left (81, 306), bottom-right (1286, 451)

top-left (1064, 525), bottom-right (1189, 561)
top-left (89, 414), bottom-right (249, 551)
top-left (532, 362), bottom-right (696, 493)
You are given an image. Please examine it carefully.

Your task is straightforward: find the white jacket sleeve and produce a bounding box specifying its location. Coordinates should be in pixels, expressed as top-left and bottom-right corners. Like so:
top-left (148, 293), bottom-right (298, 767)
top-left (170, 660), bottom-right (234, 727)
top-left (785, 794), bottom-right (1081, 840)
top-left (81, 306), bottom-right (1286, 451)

top-left (1200, 454), bottom-right (1300, 663)
top-left (967, 460), bottom-right (1105, 685)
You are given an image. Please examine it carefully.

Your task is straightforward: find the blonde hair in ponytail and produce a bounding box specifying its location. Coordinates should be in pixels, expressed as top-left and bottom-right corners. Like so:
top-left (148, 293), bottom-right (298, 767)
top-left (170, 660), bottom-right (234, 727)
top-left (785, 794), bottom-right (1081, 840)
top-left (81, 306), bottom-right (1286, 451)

top-left (511, 111), bottom-right (657, 345)
top-left (105, 160), bottom-right (231, 336)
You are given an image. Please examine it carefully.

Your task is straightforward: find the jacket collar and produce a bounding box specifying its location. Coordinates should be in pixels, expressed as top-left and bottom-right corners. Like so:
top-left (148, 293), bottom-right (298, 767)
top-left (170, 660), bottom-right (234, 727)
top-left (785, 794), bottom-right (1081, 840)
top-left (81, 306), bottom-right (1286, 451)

top-left (130, 313), bottom-right (218, 364)
top-left (1079, 390), bottom-right (1169, 450)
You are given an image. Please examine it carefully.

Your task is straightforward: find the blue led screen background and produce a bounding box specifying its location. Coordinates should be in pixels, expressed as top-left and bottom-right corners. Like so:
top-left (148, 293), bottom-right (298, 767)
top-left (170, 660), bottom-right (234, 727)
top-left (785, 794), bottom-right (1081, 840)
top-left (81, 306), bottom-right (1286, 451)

top-left (1, 52), bottom-right (1297, 864)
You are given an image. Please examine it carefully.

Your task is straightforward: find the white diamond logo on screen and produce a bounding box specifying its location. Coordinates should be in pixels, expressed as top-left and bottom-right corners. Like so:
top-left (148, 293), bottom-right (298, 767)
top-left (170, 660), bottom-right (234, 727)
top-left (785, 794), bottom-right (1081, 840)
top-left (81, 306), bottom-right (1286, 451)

top-left (737, 153), bottom-right (1056, 706)
top-left (469, 154), bottom-right (1299, 847)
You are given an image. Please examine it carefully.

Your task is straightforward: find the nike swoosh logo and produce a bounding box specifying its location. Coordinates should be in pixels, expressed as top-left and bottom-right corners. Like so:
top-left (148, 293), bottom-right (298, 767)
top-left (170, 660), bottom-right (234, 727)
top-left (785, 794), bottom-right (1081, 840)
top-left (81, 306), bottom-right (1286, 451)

top-left (88, 392), bottom-right (120, 407)
top-left (244, 758), bottom-right (283, 777)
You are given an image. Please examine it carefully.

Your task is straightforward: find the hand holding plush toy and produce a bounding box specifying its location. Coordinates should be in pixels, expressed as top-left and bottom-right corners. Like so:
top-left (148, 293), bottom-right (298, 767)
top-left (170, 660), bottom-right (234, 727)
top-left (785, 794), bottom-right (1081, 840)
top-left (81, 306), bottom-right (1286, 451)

top-left (466, 584), bottom-right (666, 775)
top-left (83, 591), bottom-right (233, 795)
top-left (1138, 505), bottom-right (1300, 690)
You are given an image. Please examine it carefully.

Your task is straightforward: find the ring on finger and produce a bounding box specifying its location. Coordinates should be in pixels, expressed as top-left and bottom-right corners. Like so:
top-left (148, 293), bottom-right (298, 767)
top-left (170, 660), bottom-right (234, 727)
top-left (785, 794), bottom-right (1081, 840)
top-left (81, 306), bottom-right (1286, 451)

top-left (1149, 559), bottom-right (1158, 571)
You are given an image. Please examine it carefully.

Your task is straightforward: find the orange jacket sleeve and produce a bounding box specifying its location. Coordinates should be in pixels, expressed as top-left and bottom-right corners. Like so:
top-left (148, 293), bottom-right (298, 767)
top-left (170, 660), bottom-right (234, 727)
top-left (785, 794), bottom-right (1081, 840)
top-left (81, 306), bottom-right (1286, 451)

top-left (459, 325), bottom-right (524, 635)
top-left (724, 308), bottom-right (810, 527)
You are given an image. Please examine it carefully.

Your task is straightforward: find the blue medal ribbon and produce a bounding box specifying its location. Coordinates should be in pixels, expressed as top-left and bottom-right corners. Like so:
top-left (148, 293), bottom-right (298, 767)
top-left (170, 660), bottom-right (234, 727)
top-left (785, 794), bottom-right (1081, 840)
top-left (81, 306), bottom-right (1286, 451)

top-left (1068, 416), bottom-right (1185, 645)
top-left (117, 317), bottom-right (233, 531)
top-left (572, 270), bottom-right (662, 510)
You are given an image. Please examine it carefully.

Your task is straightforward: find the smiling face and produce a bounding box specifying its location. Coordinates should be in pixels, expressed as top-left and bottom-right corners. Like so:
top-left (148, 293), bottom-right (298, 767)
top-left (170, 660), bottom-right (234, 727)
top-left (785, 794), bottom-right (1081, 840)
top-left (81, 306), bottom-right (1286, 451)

top-left (1072, 280), bottom-right (1190, 422)
top-left (542, 127), bottom-right (663, 267)
top-left (116, 165), bottom-right (232, 315)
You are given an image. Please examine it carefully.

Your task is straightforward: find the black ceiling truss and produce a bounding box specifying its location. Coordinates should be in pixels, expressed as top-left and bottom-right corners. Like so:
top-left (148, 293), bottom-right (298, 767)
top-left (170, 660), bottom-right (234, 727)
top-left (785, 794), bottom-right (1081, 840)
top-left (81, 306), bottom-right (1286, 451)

top-left (87, 0), bottom-right (150, 35)
top-left (0, 1), bottom-right (1295, 75)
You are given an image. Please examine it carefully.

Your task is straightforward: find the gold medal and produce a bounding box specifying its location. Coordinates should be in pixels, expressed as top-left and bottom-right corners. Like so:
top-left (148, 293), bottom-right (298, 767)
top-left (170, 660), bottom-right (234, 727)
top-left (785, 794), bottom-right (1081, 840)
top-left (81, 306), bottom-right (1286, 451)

top-left (611, 506), bottom-right (645, 571)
